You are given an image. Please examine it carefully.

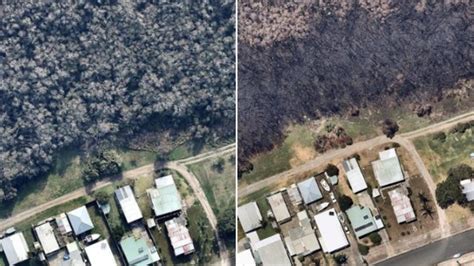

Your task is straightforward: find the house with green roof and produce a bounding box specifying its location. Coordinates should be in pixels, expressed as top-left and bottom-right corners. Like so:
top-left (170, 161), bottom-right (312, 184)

top-left (148, 175), bottom-right (182, 219)
top-left (345, 205), bottom-right (384, 239)
top-left (120, 236), bottom-right (160, 266)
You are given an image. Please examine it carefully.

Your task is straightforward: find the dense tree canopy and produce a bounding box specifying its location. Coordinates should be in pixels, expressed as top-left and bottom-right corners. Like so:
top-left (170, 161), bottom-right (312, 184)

top-left (238, 0), bottom-right (473, 176)
top-left (0, 1), bottom-right (235, 201)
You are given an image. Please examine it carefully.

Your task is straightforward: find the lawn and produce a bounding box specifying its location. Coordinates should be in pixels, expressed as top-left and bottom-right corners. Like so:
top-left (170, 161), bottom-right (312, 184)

top-left (240, 125), bottom-right (316, 185)
top-left (187, 153), bottom-right (235, 216)
top-left (413, 127), bottom-right (474, 184)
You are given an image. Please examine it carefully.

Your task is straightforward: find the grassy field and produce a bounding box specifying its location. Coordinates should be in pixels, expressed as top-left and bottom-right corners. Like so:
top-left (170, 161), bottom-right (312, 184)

top-left (240, 125), bottom-right (315, 185)
top-left (413, 127), bottom-right (474, 184)
top-left (188, 153), bottom-right (235, 216)
top-left (0, 147), bottom-right (159, 219)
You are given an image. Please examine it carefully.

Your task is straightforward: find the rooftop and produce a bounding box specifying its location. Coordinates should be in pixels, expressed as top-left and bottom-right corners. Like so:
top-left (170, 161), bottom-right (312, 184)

top-left (34, 222), bottom-right (60, 255)
top-left (343, 158), bottom-right (368, 193)
top-left (345, 205), bottom-right (380, 238)
top-left (67, 206), bottom-right (94, 236)
top-left (237, 249), bottom-right (256, 266)
top-left (267, 192), bottom-right (291, 223)
top-left (372, 148), bottom-right (405, 187)
top-left (297, 177), bottom-right (323, 205)
top-left (55, 213), bottom-right (72, 235)
top-left (284, 210), bottom-right (320, 257)
top-left (461, 179), bottom-right (474, 201)
top-left (84, 240), bottom-right (117, 266)
top-left (238, 202), bottom-right (262, 233)
top-left (115, 185), bottom-right (143, 224)
top-left (120, 236), bottom-right (160, 266)
top-left (254, 234), bottom-right (291, 266)
top-left (165, 217), bottom-right (195, 256)
top-left (0, 232), bottom-right (29, 265)
top-left (314, 208), bottom-right (349, 253)
top-left (388, 187), bottom-right (416, 223)
top-left (287, 184), bottom-right (303, 206)
top-left (150, 175), bottom-right (182, 217)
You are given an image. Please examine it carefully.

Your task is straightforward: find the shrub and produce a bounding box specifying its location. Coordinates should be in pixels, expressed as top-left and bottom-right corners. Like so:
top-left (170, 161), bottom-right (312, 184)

top-left (338, 194), bottom-right (353, 212)
top-left (432, 132), bottom-right (446, 142)
top-left (358, 244), bottom-right (370, 255)
top-left (369, 232), bottom-right (382, 246)
top-left (325, 163), bottom-right (340, 176)
top-left (382, 119), bottom-right (399, 138)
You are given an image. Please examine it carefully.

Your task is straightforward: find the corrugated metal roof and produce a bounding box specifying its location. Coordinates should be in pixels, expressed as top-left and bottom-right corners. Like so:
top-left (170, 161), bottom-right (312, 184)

top-left (297, 177), bottom-right (323, 205)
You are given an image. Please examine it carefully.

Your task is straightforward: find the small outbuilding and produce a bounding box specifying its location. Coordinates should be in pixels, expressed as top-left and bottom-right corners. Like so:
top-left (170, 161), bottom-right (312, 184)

top-left (388, 187), bottom-right (416, 224)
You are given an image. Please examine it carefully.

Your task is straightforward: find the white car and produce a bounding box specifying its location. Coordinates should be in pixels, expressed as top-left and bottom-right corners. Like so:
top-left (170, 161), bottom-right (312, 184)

top-left (452, 253), bottom-right (462, 259)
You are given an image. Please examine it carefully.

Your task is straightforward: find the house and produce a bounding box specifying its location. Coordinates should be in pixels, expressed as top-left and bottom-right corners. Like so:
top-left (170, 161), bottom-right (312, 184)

top-left (253, 234), bottom-right (291, 266)
top-left (267, 192), bottom-right (291, 223)
top-left (284, 210), bottom-right (320, 257)
top-left (297, 177), bottom-right (323, 205)
top-left (149, 175), bottom-right (182, 218)
top-left (314, 208), bottom-right (349, 253)
top-left (342, 158), bottom-right (368, 193)
top-left (55, 213), bottom-right (72, 235)
top-left (238, 202), bottom-right (263, 233)
top-left (0, 232), bottom-right (30, 265)
top-left (237, 249), bottom-right (256, 266)
top-left (346, 205), bottom-right (384, 238)
top-left (120, 236), bottom-right (160, 266)
top-left (287, 184), bottom-right (303, 206)
top-left (115, 185), bottom-right (143, 224)
top-left (165, 217), bottom-right (195, 256)
top-left (64, 242), bottom-right (85, 266)
top-left (67, 206), bottom-right (94, 236)
top-left (461, 179), bottom-right (474, 201)
top-left (34, 222), bottom-right (60, 255)
top-left (388, 187), bottom-right (416, 223)
top-left (85, 240), bottom-right (117, 266)
top-left (372, 148), bottom-right (405, 187)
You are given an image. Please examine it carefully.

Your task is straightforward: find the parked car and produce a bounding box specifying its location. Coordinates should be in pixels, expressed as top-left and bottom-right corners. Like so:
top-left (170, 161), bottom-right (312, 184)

top-left (330, 192), bottom-right (336, 203)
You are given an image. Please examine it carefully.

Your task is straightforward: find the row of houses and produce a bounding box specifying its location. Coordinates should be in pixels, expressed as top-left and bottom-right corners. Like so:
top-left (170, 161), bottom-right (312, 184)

top-left (0, 175), bottom-right (194, 266)
top-left (237, 148), bottom-right (414, 265)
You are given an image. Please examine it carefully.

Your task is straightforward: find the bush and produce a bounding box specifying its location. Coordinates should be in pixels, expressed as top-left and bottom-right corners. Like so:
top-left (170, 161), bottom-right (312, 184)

top-left (82, 151), bottom-right (122, 183)
top-left (382, 119), bottom-right (399, 138)
top-left (333, 254), bottom-right (348, 265)
top-left (325, 163), bottom-right (340, 176)
top-left (94, 191), bottom-right (110, 205)
top-left (358, 244), bottom-right (370, 255)
top-left (432, 132), bottom-right (447, 142)
top-left (369, 232), bottom-right (382, 246)
top-left (338, 194), bottom-right (353, 212)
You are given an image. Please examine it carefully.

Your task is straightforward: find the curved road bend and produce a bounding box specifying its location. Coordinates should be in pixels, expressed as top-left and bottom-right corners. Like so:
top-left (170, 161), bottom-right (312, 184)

top-left (376, 228), bottom-right (474, 266)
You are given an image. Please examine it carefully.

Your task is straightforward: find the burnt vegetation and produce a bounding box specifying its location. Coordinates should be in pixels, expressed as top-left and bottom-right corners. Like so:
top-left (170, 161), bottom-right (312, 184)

top-left (0, 1), bottom-right (235, 201)
top-left (238, 0), bottom-right (473, 176)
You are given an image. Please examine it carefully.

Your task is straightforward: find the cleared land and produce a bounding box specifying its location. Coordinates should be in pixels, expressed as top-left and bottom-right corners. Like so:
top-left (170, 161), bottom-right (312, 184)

top-left (187, 154), bottom-right (236, 216)
top-left (413, 127), bottom-right (474, 184)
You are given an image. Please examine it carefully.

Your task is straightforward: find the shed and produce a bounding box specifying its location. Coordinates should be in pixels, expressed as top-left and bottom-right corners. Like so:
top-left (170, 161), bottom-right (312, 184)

top-left (34, 222), bottom-right (60, 255)
top-left (55, 213), bottom-right (72, 235)
top-left (165, 217), bottom-right (195, 256)
top-left (267, 192), bottom-right (291, 223)
top-left (115, 185), bottom-right (143, 224)
top-left (297, 177), bottom-right (323, 205)
top-left (67, 206), bottom-right (94, 236)
top-left (0, 232), bottom-right (29, 265)
top-left (238, 202), bottom-right (263, 233)
top-left (287, 184), bottom-right (303, 206)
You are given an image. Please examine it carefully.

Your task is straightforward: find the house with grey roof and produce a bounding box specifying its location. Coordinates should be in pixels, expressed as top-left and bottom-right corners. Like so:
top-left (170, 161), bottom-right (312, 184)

top-left (343, 158), bottom-right (368, 193)
top-left (254, 234), bottom-right (291, 266)
top-left (284, 210), bottom-right (320, 257)
top-left (297, 177), bottom-right (322, 205)
top-left (346, 205), bottom-right (384, 238)
top-left (238, 202), bottom-right (263, 233)
top-left (115, 185), bottom-right (143, 224)
top-left (267, 192), bottom-right (291, 223)
top-left (0, 232), bottom-right (30, 265)
top-left (372, 148), bottom-right (405, 187)
top-left (67, 206), bottom-right (94, 236)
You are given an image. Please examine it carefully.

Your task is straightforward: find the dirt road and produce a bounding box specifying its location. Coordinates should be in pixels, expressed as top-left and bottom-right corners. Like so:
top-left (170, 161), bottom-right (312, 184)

top-left (239, 111), bottom-right (474, 199)
top-left (0, 145), bottom-right (235, 265)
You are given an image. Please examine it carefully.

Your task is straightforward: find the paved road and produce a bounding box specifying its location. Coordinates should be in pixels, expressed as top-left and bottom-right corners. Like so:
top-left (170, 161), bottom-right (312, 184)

top-left (376, 229), bottom-right (474, 266)
top-left (239, 111), bottom-right (474, 198)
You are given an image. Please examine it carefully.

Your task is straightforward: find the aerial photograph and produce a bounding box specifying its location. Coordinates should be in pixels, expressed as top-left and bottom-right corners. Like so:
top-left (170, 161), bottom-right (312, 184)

top-left (237, 0), bottom-right (473, 265)
top-left (0, 1), bottom-right (235, 266)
